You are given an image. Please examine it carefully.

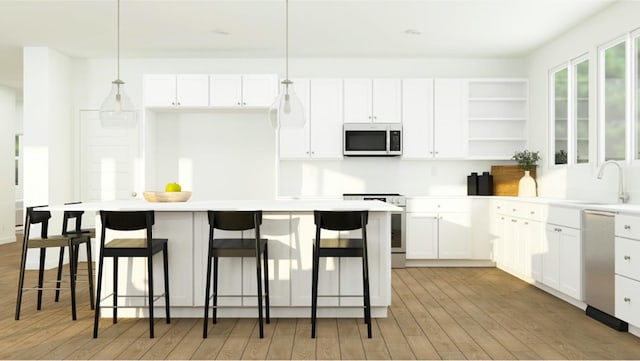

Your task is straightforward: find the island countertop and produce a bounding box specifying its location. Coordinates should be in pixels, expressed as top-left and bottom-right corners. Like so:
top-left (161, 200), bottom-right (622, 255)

top-left (44, 199), bottom-right (402, 212)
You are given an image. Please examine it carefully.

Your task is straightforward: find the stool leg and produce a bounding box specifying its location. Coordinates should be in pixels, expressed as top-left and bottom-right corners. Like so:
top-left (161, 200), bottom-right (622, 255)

top-left (37, 248), bottom-right (46, 311)
top-left (113, 256), bottom-right (118, 324)
top-left (263, 243), bottom-right (270, 324)
top-left (212, 256), bottom-right (219, 324)
top-left (256, 254), bottom-right (264, 339)
top-left (362, 252), bottom-right (372, 339)
top-left (203, 246), bottom-right (213, 338)
top-left (148, 253), bottom-right (155, 339)
top-left (163, 243), bottom-right (170, 324)
top-left (86, 240), bottom-right (95, 310)
top-left (311, 249), bottom-right (319, 338)
top-left (55, 247), bottom-right (65, 302)
top-left (69, 244), bottom-right (77, 320)
top-left (15, 238), bottom-right (29, 320)
top-left (93, 249), bottom-right (105, 338)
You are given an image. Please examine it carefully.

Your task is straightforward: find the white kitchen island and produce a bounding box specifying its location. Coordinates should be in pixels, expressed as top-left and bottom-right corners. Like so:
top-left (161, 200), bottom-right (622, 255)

top-left (47, 199), bottom-right (399, 319)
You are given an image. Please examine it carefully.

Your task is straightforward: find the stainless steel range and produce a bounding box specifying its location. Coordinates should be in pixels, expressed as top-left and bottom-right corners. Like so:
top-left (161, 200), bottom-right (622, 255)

top-left (343, 193), bottom-right (406, 268)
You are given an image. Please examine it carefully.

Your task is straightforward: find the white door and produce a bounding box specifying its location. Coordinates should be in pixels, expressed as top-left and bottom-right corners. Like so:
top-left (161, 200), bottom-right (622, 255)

top-left (144, 74), bottom-right (176, 107)
top-left (176, 75), bottom-right (209, 107)
top-left (402, 79), bottom-right (434, 158)
top-left (372, 79), bottom-right (402, 123)
top-left (543, 224), bottom-right (561, 290)
top-left (242, 74), bottom-right (278, 107)
top-left (309, 79), bottom-right (344, 159)
top-left (79, 110), bottom-right (138, 202)
top-left (405, 212), bottom-right (438, 259)
top-left (279, 79), bottom-right (311, 159)
top-left (434, 79), bottom-right (467, 158)
top-left (343, 79), bottom-right (372, 123)
top-left (558, 226), bottom-right (582, 299)
top-left (438, 212), bottom-right (471, 259)
top-left (209, 74), bottom-right (242, 106)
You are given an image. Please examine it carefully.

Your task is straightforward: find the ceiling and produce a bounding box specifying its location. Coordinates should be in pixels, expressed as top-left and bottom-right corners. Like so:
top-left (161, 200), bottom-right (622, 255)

top-left (0, 0), bottom-right (618, 90)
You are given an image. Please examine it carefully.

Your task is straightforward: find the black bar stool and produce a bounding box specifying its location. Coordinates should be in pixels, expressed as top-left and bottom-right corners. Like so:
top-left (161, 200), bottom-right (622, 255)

top-left (93, 210), bottom-right (170, 338)
top-left (311, 210), bottom-right (371, 338)
top-left (54, 205), bottom-right (95, 309)
top-left (15, 206), bottom-right (91, 320)
top-left (204, 211), bottom-right (270, 338)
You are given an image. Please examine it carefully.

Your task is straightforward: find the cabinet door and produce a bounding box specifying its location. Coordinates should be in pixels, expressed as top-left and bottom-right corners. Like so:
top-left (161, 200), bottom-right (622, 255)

top-left (343, 79), bottom-right (372, 123)
top-left (209, 74), bottom-right (242, 106)
top-left (501, 217), bottom-right (519, 273)
top-left (242, 74), bottom-right (278, 106)
top-left (406, 212), bottom-right (438, 259)
top-left (434, 79), bottom-right (467, 158)
top-left (279, 79), bottom-right (311, 159)
top-left (402, 79), bottom-right (434, 158)
top-left (176, 75), bottom-right (209, 107)
top-left (543, 225), bottom-right (560, 290)
top-left (615, 275), bottom-right (640, 326)
top-left (528, 220), bottom-right (544, 282)
top-left (309, 79), bottom-right (343, 159)
top-left (492, 214), bottom-right (507, 267)
top-left (144, 74), bottom-right (176, 107)
top-left (558, 226), bottom-right (582, 300)
top-left (439, 212), bottom-right (471, 259)
top-left (372, 79), bottom-right (402, 123)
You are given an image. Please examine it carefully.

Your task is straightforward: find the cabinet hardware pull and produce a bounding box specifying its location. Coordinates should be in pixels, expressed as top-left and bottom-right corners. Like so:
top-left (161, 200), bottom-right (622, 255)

top-left (512, 209), bottom-right (516, 212)
top-left (524, 222), bottom-right (529, 225)
top-left (177, 102), bottom-right (181, 106)
top-left (511, 219), bottom-right (517, 223)
top-left (530, 211), bottom-right (535, 214)
top-left (624, 225), bottom-right (631, 230)
top-left (237, 102), bottom-right (241, 105)
top-left (624, 297), bottom-right (631, 302)
top-left (171, 102), bottom-right (175, 106)
top-left (624, 255), bottom-right (631, 260)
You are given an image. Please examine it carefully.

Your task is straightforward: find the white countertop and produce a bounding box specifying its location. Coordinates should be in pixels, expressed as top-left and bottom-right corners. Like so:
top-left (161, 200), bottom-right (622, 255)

top-left (43, 199), bottom-right (402, 212)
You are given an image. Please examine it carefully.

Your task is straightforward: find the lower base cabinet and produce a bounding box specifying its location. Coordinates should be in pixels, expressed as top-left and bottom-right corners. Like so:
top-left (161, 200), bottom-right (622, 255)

top-left (543, 223), bottom-right (581, 300)
top-left (615, 275), bottom-right (640, 327)
top-left (405, 211), bottom-right (471, 259)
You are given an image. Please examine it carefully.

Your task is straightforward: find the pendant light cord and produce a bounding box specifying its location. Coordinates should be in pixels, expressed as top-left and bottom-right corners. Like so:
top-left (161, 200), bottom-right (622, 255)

top-left (285, 0), bottom-right (289, 82)
top-left (117, 0), bottom-right (121, 81)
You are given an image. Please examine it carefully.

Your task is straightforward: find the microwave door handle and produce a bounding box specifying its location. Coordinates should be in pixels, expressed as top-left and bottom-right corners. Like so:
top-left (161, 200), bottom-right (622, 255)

top-left (386, 130), bottom-right (390, 154)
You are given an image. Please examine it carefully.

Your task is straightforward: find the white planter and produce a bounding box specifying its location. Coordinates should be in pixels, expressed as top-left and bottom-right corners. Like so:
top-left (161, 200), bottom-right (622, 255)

top-left (518, 170), bottom-right (537, 197)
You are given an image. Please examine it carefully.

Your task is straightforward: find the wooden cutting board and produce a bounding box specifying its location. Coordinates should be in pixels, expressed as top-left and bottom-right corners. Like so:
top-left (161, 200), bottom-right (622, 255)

top-left (491, 165), bottom-right (536, 196)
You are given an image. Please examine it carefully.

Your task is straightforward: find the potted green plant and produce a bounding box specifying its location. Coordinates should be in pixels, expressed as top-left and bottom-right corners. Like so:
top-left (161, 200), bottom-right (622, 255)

top-left (512, 150), bottom-right (540, 197)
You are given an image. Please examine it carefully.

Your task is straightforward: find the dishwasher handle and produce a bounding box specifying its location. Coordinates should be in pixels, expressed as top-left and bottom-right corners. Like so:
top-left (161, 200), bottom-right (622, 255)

top-left (584, 210), bottom-right (616, 217)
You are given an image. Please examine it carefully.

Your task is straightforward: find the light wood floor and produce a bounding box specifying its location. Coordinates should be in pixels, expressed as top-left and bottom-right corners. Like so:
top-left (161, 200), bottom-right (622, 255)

top-left (2, 239), bottom-right (640, 360)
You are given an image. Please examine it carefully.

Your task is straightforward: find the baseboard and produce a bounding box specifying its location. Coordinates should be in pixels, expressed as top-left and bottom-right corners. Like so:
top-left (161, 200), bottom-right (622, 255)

top-left (405, 259), bottom-right (496, 267)
top-left (0, 236), bottom-right (15, 245)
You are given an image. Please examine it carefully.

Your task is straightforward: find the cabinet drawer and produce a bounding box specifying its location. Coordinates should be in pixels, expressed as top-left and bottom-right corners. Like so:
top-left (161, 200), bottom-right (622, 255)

top-left (615, 214), bottom-right (640, 240)
top-left (615, 275), bottom-right (640, 327)
top-left (615, 237), bottom-right (640, 281)
top-left (407, 198), bottom-right (470, 213)
top-left (520, 202), bottom-right (546, 222)
top-left (492, 200), bottom-right (512, 215)
top-left (547, 206), bottom-right (581, 229)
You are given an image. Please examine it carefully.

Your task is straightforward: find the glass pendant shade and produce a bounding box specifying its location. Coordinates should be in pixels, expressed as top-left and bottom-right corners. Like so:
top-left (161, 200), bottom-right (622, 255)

top-left (269, 83), bottom-right (306, 128)
top-left (99, 80), bottom-right (137, 128)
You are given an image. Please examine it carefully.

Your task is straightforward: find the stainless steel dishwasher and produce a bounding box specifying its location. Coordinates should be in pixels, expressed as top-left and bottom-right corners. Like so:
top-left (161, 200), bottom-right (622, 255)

top-left (583, 210), bottom-right (628, 331)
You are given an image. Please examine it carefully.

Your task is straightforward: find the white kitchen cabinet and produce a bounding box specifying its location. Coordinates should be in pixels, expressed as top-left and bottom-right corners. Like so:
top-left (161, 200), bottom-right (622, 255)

top-left (279, 78), bottom-right (343, 159)
top-left (209, 74), bottom-right (278, 107)
top-left (406, 213), bottom-right (438, 259)
top-left (614, 213), bottom-right (640, 329)
top-left (406, 198), bottom-right (473, 260)
top-left (144, 74), bottom-right (209, 107)
top-left (402, 79), bottom-right (435, 159)
top-left (466, 79), bottom-right (528, 159)
top-left (343, 79), bottom-right (402, 123)
top-left (543, 218), bottom-right (582, 300)
top-left (433, 79), bottom-right (467, 158)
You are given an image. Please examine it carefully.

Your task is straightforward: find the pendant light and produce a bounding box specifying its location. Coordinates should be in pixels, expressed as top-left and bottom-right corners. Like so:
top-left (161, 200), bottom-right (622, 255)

top-left (99, 0), bottom-right (137, 127)
top-left (268, 0), bottom-right (306, 129)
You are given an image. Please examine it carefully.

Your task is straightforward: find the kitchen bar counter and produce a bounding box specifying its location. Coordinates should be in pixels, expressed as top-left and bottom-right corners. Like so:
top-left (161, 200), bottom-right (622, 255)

top-left (48, 199), bottom-right (399, 319)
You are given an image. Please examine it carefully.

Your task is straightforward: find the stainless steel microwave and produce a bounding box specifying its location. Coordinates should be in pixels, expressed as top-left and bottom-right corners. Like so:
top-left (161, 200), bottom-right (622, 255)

top-left (343, 123), bottom-right (402, 156)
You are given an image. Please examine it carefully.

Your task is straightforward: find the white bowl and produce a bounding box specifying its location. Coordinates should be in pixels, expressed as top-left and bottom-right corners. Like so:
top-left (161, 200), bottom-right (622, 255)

top-left (143, 191), bottom-right (192, 202)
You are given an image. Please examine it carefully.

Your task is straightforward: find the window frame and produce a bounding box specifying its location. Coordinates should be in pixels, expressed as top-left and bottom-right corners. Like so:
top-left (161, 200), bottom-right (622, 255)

top-left (549, 63), bottom-right (569, 168)
top-left (570, 54), bottom-right (590, 167)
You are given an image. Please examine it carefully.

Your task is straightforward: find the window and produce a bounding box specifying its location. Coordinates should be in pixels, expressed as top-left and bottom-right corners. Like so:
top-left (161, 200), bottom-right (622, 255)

top-left (551, 67), bottom-right (568, 165)
top-left (635, 34), bottom-right (640, 160)
top-left (575, 59), bottom-right (589, 164)
top-left (599, 40), bottom-right (627, 161)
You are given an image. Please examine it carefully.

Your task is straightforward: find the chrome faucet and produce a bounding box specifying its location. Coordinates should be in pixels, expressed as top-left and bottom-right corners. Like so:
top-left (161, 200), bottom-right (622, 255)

top-left (597, 160), bottom-right (629, 203)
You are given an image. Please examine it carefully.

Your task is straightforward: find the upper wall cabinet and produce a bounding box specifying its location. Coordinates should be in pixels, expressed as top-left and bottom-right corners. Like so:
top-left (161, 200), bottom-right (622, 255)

top-left (466, 79), bottom-right (528, 160)
top-left (144, 74), bottom-right (210, 107)
top-left (343, 79), bottom-right (402, 123)
top-left (434, 79), bottom-right (467, 158)
top-left (209, 74), bottom-right (278, 107)
top-left (402, 79), bottom-right (434, 159)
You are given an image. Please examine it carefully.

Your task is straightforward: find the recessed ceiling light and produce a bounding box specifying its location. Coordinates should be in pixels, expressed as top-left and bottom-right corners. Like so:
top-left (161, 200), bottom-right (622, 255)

top-left (211, 29), bottom-right (230, 36)
top-left (404, 29), bottom-right (421, 36)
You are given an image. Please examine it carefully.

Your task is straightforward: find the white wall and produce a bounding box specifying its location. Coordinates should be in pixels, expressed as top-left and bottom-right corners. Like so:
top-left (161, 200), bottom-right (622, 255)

top-left (0, 85), bottom-right (16, 244)
top-left (526, 1), bottom-right (640, 203)
top-left (23, 47), bottom-right (74, 267)
top-left (73, 56), bottom-right (526, 198)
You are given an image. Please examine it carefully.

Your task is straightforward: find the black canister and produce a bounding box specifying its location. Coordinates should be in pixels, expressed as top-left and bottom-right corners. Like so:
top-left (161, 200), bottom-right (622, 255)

top-left (467, 172), bottom-right (478, 195)
top-left (478, 171), bottom-right (493, 196)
